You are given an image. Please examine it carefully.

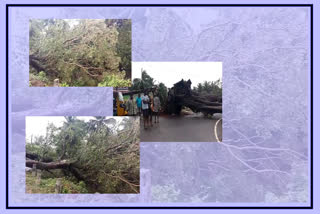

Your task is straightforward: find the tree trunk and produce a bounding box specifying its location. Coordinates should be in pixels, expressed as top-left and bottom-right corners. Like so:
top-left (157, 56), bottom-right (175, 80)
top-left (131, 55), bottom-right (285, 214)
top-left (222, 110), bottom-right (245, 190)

top-left (26, 160), bottom-right (85, 181)
top-left (26, 160), bottom-right (73, 170)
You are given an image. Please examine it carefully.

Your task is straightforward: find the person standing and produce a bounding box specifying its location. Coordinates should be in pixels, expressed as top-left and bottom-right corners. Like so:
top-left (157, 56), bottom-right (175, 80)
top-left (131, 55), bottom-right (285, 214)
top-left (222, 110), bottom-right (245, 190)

top-left (125, 94), bottom-right (137, 116)
top-left (153, 94), bottom-right (161, 123)
top-left (136, 94), bottom-right (142, 116)
top-left (149, 96), bottom-right (153, 127)
top-left (141, 91), bottom-right (150, 129)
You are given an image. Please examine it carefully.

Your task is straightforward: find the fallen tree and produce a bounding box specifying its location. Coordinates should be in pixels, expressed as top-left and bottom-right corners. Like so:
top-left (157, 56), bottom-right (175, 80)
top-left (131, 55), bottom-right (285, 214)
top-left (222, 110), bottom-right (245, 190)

top-left (167, 79), bottom-right (222, 115)
top-left (29, 19), bottom-right (132, 87)
top-left (26, 116), bottom-right (140, 193)
top-left (26, 159), bottom-right (73, 170)
top-left (26, 159), bottom-right (85, 181)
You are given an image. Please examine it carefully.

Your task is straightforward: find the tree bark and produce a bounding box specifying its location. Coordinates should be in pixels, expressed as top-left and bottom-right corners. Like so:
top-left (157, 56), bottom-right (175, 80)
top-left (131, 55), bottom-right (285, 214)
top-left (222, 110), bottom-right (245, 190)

top-left (26, 160), bottom-right (85, 181)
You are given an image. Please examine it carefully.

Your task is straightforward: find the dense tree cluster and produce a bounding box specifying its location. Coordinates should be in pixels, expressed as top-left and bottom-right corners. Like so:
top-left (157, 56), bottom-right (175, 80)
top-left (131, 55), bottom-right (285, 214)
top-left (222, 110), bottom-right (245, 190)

top-left (192, 79), bottom-right (222, 98)
top-left (29, 19), bottom-right (132, 87)
top-left (26, 116), bottom-right (140, 193)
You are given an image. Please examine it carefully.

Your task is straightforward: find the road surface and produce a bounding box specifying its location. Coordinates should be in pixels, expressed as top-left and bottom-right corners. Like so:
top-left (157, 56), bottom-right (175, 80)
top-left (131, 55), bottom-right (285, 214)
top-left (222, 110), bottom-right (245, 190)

top-left (140, 114), bottom-right (222, 142)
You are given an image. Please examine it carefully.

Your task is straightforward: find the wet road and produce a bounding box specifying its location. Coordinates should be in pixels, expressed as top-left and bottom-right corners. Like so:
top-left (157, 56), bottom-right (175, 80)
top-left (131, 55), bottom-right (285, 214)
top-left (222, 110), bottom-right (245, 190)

top-left (140, 115), bottom-right (222, 142)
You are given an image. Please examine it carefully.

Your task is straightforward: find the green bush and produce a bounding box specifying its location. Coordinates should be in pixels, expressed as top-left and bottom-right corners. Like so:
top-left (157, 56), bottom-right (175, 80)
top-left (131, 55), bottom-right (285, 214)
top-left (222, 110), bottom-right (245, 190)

top-left (60, 82), bottom-right (70, 87)
top-left (29, 72), bottom-right (49, 86)
top-left (98, 73), bottom-right (131, 87)
top-left (38, 71), bottom-right (46, 79)
top-left (26, 172), bottom-right (89, 194)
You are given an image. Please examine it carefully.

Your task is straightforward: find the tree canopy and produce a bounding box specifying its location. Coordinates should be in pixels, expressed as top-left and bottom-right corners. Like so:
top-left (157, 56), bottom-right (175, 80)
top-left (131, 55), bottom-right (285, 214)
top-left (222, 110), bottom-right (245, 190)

top-left (192, 79), bottom-right (222, 98)
top-left (29, 19), bottom-right (132, 87)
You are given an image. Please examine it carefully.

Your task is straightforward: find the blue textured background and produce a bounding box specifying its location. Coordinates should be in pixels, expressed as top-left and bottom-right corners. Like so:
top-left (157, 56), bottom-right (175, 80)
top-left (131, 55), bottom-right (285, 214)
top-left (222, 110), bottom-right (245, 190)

top-left (8, 6), bottom-right (310, 206)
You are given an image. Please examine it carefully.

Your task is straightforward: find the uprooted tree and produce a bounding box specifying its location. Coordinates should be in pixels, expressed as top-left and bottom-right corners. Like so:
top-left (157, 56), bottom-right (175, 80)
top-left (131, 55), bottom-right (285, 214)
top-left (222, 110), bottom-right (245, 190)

top-left (29, 19), bottom-right (132, 87)
top-left (167, 79), bottom-right (222, 115)
top-left (26, 116), bottom-right (140, 193)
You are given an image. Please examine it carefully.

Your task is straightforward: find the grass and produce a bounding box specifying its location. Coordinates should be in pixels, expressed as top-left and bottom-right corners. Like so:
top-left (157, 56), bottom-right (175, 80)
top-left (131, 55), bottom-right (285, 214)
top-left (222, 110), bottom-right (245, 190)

top-left (26, 171), bottom-right (88, 194)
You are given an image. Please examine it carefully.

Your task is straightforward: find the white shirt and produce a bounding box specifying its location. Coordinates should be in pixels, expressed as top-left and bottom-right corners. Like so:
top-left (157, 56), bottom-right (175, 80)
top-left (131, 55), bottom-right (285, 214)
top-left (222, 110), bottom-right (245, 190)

top-left (141, 95), bottom-right (149, 110)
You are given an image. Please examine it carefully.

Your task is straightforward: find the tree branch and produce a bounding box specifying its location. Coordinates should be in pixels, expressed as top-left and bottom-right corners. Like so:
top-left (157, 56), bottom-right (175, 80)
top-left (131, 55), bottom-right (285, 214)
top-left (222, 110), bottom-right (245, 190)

top-left (62, 60), bottom-right (103, 77)
top-left (100, 170), bottom-right (139, 193)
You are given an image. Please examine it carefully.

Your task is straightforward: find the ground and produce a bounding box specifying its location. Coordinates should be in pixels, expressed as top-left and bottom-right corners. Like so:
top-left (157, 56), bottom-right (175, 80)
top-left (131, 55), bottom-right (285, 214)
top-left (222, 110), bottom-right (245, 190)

top-left (140, 114), bottom-right (222, 142)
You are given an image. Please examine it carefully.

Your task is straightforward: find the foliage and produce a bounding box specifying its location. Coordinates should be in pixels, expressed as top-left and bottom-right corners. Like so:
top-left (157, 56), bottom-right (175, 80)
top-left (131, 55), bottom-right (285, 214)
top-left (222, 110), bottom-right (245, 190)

top-left (98, 73), bottom-right (131, 87)
top-left (76, 117), bottom-right (139, 193)
top-left (54, 116), bottom-right (88, 160)
top-left (130, 78), bottom-right (143, 91)
top-left (29, 72), bottom-right (49, 86)
top-left (157, 83), bottom-right (168, 110)
top-left (60, 82), bottom-right (70, 87)
top-left (141, 70), bottom-right (155, 89)
top-left (115, 20), bottom-right (132, 79)
top-left (26, 116), bottom-right (140, 193)
top-left (26, 122), bottom-right (58, 161)
top-left (192, 79), bottom-right (222, 97)
top-left (26, 171), bottom-right (88, 193)
top-left (29, 19), bottom-right (131, 87)
top-left (129, 70), bottom-right (154, 91)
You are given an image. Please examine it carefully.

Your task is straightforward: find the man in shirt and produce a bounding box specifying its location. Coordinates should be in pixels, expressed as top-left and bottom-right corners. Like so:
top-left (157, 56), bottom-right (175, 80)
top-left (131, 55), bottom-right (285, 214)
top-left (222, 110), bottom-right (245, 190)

top-left (148, 96), bottom-right (153, 127)
top-left (136, 94), bottom-right (142, 116)
top-left (141, 91), bottom-right (150, 129)
top-left (126, 95), bottom-right (137, 116)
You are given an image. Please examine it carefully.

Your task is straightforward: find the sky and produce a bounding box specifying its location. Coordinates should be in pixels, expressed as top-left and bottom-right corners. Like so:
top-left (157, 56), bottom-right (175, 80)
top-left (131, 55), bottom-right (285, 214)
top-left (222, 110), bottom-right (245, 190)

top-left (25, 116), bottom-right (125, 141)
top-left (132, 62), bottom-right (222, 88)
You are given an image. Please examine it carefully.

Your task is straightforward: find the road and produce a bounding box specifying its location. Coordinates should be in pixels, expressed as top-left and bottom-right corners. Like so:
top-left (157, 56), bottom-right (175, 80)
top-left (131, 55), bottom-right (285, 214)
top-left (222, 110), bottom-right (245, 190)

top-left (140, 114), bottom-right (222, 142)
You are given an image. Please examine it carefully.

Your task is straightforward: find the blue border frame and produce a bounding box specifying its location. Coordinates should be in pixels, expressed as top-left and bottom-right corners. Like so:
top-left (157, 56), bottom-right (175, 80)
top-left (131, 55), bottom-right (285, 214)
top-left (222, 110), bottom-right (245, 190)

top-left (5, 3), bottom-right (314, 209)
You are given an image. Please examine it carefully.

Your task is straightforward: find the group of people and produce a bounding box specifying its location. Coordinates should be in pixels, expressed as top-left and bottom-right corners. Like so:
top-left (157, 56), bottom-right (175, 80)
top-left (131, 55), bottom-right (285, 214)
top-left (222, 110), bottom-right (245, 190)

top-left (125, 91), bottom-right (161, 129)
